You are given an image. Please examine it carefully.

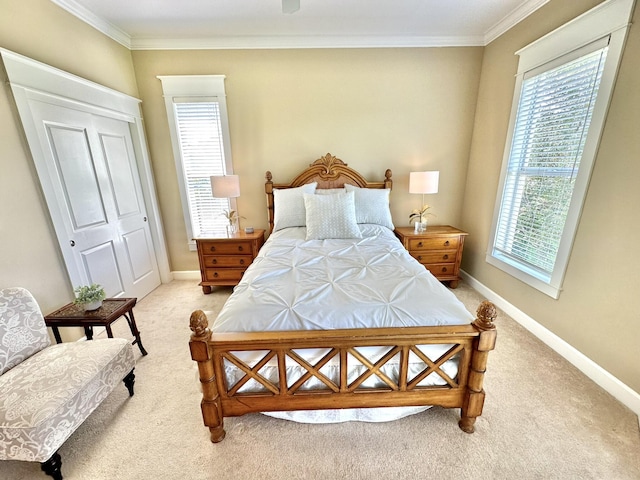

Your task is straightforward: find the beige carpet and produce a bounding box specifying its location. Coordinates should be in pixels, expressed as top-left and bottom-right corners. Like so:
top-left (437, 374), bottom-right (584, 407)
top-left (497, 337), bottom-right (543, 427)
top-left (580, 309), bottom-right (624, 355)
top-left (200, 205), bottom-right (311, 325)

top-left (2, 280), bottom-right (639, 480)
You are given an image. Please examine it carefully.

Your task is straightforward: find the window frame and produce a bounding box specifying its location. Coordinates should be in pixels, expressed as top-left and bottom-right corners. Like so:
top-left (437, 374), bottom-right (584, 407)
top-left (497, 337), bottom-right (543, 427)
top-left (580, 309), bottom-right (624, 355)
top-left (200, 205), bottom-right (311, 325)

top-left (158, 75), bottom-right (235, 250)
top-left (486, 0), bottom-right (634, 298)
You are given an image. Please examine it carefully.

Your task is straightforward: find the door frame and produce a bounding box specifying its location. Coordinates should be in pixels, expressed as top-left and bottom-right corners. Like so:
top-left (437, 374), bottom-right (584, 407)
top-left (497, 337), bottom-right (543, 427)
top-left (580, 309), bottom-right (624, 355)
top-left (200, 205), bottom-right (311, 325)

top-left (0, 48), bottom-right (171, 287)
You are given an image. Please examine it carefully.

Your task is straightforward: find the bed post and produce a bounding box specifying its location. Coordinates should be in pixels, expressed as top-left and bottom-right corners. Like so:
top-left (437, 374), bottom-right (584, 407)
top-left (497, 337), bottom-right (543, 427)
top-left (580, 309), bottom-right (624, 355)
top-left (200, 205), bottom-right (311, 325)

top-left (265, 171), bottom-right (274, 232)
top-left (189, 310), bottom-right (226, 443)
top-left (459, 301), bottom-right (497, 433)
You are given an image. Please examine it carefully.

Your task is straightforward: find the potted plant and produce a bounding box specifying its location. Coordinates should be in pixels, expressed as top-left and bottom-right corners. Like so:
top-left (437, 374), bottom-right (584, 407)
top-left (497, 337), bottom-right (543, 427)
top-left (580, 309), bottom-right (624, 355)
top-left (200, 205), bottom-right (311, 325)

top-left (409, 204), bottom-right (435, 233)
top-left (73, 284), bottom-right (106, 311)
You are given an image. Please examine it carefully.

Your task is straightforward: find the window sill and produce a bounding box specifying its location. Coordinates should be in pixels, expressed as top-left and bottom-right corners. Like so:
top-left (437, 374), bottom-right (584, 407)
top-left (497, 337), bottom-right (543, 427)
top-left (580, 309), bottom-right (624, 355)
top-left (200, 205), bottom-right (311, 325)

top-left (485, 252), bottom-right (561, 299)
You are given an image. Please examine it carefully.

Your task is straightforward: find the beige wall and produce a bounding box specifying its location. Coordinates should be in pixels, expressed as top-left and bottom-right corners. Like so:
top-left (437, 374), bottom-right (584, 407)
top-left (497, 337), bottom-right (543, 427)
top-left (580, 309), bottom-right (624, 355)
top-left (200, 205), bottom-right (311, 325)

top-left (0, 0), bottom-right (138, 325)
top-left (132, 48), bottom-right (483, 271)
top-left (461, 0), bottom-right (640, 393)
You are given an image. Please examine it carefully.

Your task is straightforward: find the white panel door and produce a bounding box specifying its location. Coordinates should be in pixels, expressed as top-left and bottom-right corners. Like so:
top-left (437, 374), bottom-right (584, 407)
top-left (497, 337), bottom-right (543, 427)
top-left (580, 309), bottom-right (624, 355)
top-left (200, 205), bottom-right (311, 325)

top-left (28, 99), bottom-right (161, 299)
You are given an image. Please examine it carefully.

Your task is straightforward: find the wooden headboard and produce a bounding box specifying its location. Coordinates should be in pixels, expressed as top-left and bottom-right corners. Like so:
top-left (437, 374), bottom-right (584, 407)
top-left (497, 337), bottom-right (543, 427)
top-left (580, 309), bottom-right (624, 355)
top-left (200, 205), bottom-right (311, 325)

top-left (265, 153), bottom-right (393, 232)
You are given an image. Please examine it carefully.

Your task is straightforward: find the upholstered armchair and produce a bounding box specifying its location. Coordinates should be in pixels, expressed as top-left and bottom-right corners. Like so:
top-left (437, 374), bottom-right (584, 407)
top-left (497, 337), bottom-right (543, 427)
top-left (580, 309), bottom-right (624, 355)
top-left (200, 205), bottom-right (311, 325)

top-left (0, 287), bottom-right (136, 479)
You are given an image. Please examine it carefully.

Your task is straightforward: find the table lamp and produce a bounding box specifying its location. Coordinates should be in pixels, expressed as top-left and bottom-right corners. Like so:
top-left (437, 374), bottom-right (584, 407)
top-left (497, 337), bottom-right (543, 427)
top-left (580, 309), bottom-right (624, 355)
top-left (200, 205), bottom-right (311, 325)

top-left (210, 174), bottom-right (240, 234)
top-left (409, 171), bottom-right (439, 232)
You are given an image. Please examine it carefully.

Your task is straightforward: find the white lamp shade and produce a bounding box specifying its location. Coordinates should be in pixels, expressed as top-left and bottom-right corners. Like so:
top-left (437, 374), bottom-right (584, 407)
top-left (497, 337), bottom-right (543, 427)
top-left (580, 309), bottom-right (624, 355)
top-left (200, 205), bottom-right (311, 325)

top-left (409, 171), bottom-right (439, 194)
top-left (210, 175), bottom-right (240, 198)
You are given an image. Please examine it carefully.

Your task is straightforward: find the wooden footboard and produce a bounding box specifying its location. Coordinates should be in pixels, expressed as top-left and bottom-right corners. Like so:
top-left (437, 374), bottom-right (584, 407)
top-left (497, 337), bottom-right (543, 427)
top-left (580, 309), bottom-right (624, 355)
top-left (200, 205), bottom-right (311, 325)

top-left (189, 301), bottom-right (497, 442)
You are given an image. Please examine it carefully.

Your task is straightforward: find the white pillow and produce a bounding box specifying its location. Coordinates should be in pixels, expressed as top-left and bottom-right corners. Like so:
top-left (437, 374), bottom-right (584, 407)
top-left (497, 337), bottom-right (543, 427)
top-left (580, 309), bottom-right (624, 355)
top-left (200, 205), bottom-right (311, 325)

top-left (303, 191), bottom-right (362, 240)
top-left (344, 184), bottom-right (394, 230)
top-left (273, 182), bottom-right (317, 231)
top-left (315, 188), bottom-right (346, 195)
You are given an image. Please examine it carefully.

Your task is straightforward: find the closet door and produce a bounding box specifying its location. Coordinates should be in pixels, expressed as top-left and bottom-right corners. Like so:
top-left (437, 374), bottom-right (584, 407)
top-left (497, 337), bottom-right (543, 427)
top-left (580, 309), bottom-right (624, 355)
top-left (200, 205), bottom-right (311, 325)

top-left (26, 99), bottom-right (160, 298)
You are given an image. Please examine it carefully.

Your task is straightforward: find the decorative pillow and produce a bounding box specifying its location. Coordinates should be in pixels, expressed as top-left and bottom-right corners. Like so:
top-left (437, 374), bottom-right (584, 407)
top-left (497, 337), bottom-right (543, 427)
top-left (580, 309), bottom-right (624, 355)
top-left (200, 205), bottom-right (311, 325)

top-left (273, 182), bottom-right (317, 231)
top-left (303, 191), bottom-right (362, 240)
top-left (344, 184), bottom-right (394, 229)
top-left (315, 188), bottom-right (345, 195)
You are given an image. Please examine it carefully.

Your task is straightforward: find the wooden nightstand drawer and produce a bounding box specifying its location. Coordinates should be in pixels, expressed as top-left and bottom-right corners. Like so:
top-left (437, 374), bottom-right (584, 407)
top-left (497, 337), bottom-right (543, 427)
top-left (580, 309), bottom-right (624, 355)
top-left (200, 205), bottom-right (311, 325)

top-left (204, 269), bottom-right (245, 282)
top-left (424, 263), bottom-right (457, 276)
top-left (408, 236), bottom-right (459, 251)
top-left (198, 241), bottom-right (254, 255)
top-left (411, 251), bottom-right (455, 264)
top-left (203, 255), bottom-right (253, 268)
top-left (394, 226), bottom-right (468, 288)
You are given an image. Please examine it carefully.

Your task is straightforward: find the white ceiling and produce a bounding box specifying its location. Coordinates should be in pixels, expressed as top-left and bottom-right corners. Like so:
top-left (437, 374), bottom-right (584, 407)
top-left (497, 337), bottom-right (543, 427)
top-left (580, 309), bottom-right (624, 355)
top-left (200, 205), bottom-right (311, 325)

top-left (50, 0), bottom-right (550, 50)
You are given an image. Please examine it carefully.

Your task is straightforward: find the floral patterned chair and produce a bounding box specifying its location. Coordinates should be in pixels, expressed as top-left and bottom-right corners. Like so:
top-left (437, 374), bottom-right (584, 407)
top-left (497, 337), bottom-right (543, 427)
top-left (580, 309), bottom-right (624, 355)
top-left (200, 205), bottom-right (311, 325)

top-left (0, 287), bottom-right (136, 479)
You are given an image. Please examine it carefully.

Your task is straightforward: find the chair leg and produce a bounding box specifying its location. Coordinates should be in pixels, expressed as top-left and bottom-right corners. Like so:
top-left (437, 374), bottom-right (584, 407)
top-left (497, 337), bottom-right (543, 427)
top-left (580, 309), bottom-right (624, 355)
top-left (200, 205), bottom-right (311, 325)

top-left (41, 451), bottom-right (63, 480)
top-left (123, 369), bottom-right (135, 396)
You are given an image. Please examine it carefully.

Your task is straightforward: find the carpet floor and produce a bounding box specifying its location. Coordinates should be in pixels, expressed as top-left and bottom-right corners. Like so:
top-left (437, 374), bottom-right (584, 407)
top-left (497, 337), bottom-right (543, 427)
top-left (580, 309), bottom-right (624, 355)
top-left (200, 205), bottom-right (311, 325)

top-left (2, 280), bottom-right (639, 479)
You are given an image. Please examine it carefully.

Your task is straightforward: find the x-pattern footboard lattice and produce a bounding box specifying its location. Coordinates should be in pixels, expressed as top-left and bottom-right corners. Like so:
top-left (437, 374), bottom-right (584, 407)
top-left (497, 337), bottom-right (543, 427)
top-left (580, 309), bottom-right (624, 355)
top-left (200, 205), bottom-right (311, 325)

top-left (221, 342), bottom-right (464, 397)
top-left (189, 302), bottom-right (498, 442)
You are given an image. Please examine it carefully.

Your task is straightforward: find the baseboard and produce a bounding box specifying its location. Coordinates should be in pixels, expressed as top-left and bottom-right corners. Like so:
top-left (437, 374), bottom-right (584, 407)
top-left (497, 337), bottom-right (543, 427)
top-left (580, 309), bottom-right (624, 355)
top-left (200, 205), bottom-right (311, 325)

top-left (460, 270), bottom-right (640, 418)
top-left (171, 270), bottom-right (201, 281)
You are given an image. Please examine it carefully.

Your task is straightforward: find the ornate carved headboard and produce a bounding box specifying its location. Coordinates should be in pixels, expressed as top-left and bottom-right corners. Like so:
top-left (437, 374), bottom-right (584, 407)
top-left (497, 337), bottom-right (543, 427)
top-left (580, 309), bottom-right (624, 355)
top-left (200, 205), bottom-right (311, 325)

top-left (265, 153), bottom-right (393, 232)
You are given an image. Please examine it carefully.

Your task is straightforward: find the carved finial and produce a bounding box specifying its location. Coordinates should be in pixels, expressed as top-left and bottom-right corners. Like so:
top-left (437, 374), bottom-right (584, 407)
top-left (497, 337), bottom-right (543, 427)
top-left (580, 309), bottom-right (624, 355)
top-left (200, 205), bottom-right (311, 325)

top-left (385, 169), bottom-right (392, 181)
top-left (189, 310), bottom-right (210, 338)
top-left (265, 171), bottom-right (273, 183)
top-left (473, 301), bottom-right (497, 331)
top-left (309, 153), bottom-right (347, 179)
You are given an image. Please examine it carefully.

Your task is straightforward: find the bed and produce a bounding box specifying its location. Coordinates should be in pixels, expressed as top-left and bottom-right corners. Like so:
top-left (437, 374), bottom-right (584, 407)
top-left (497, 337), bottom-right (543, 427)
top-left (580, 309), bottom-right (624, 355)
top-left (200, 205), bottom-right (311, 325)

top-left (189, 153), bottom-right (497, 442)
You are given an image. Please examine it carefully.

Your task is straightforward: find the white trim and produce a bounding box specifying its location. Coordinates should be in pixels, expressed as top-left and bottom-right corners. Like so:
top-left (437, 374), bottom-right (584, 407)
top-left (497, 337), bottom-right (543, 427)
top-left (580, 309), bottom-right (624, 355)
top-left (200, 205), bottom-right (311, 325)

top-left (460, 270), bottom-right (640, 418)
top-left (484, 0), bottom-right (550, 45)
top-left (49, 0), bottom-right (132, 49)
top-left (0, 48), bottom-right (172, 285)
top-left (171, 271), bottom-right (201, 281)
top-left (0, 49), bottom-right (140, 115)
top-left (516, 0), bottom-right (635, 73)
top-left (131, 35), bottom-right (485, 51)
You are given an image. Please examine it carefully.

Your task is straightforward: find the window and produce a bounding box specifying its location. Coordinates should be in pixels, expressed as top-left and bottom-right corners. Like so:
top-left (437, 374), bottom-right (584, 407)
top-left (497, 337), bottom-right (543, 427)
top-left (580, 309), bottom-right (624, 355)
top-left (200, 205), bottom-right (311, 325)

top-left (158, 75), bottom-right (234, 249)
top-left (487, 0), bottom-right (633, 298)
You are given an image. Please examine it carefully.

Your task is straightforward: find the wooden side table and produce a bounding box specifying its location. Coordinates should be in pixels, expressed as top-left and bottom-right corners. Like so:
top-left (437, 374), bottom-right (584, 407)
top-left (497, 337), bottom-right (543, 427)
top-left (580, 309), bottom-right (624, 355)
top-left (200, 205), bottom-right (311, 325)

top-left (395, 225), bottom-right (468, 288)
top-left (44, 297), bottom-right (147, 355)
top-left (195, 229), bottom-right (265, 294)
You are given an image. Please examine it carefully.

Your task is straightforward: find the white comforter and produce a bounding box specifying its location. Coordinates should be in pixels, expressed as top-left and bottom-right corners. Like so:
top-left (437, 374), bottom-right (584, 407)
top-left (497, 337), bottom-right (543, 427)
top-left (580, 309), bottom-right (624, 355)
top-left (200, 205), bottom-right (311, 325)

top-left (213, 224), bottom-right (473, 333)
top-left (211, 224), bottom-right (474, 423)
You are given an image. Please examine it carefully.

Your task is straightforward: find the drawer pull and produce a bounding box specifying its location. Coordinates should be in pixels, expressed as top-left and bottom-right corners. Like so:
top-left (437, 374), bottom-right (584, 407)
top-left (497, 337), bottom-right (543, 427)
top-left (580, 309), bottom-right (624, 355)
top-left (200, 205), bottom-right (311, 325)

top-left (441, 267), bottom-right (448, 272)
top-left (240, 259), bottom-right (245, 265)
top-left (210, 246), bottom-right (216, 252)
top-left (417, 241), bottom-right (423, 247)
top-left (444, 240), bottom-right (450, 246)
top-left (417, 256), bottom-right (422, 261)
top-left (443, 254), bottom-right (449, 260)
top-left (212, 259), bottom-right (217, 264)
top-left (238, 246), bottom-right (244, 252)
top-left (213, 272), bottom-right (218, 278)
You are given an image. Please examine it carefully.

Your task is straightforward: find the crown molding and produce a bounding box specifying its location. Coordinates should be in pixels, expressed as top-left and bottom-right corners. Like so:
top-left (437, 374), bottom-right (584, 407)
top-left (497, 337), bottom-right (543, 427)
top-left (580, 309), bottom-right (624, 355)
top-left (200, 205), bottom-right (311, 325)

top-left (50, 0), bottom-right (548, 51)
top-left (484, 0), bottom-right (550, 44)
top-left (50, 0), bottom-right (132, 49)
top-left (130, 35), bottom-right (485, 50)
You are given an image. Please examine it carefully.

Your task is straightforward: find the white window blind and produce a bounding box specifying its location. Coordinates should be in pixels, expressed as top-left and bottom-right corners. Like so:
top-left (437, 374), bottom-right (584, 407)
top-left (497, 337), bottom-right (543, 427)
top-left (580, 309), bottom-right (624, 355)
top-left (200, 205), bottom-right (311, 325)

top-left (174, 101), bottom-right (229, 237)
top-left (493, 45), bottom-right (608, 280)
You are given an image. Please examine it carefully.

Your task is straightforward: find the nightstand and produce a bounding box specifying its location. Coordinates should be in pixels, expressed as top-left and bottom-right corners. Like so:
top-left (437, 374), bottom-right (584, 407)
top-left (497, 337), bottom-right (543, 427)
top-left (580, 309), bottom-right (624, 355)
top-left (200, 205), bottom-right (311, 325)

top-left (394, 225), bottom-right (468, 288)
top-left (195, 230), bottom-right (265, 294)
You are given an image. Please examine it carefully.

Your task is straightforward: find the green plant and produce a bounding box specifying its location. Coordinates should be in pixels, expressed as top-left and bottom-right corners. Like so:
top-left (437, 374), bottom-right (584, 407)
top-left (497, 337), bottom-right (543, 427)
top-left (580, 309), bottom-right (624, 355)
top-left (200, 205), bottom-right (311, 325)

top-left (73, 284), bottom-right (106, 305)
top-left (409, 204), bottom-right (435, 224)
